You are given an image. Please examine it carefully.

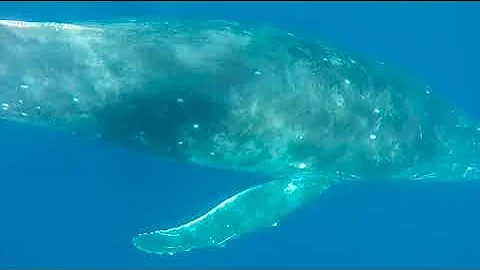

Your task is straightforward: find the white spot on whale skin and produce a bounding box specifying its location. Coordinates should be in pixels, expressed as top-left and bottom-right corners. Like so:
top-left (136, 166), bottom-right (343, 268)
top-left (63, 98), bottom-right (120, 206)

top-left (176, 97), bottom-right (184, 103)
top-left (73, 97), bottom-right (80, 103)
top-left (193, 124), bottom-right (200, 129)
top-left (334, 94), bottom-right (345, 108)
top-left (20, 84), bottom-right (29, 89)
top-left (463, 166), bottom-right (473, 178)
top-left (329, 56), bottom-right (343, 66)
top-left (344, 79), bottom-right (351, 85)
top-left (284, 182), bottom-right (298, 194)
top-left (369, 134), bottom-right (377, 140)
top-left (297, 162), bottom-right (307, 169)
top-left (1, 103), bottom-right (9, 111)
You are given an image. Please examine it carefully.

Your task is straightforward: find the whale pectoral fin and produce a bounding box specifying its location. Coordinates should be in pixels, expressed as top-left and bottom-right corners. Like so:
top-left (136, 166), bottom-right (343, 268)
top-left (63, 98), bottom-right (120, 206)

top-left (133, 226), bottom-right (239, 256)
top-left (132, 228), bottom-right (199, 256)
top-left (132, 174), bottom-right (344, 255)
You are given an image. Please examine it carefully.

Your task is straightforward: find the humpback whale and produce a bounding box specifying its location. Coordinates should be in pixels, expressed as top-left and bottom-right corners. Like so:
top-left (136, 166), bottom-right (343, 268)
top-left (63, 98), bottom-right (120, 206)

top-left (1, 19), bottom-right (479, 256)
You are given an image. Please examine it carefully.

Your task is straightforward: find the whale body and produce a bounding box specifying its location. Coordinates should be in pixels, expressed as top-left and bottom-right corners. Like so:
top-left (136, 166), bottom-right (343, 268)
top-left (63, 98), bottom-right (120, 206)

top-left (0, 19), bottom-right (479, 256)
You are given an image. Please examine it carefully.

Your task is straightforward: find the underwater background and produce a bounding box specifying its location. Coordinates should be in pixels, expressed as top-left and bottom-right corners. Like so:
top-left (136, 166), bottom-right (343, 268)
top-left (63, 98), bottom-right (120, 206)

top-left (0, 1), bottom-right (479, 267)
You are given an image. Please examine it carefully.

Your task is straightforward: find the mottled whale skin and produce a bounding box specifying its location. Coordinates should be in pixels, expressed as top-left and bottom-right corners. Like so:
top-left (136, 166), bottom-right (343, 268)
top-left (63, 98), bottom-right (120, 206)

top-left (1, 19), bottom-right (479, 256)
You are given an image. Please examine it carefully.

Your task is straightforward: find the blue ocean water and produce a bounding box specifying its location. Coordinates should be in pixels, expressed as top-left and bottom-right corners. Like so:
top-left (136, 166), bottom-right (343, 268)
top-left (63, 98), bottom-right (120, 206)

top-left (0, 1), bottom-right (479, 267)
